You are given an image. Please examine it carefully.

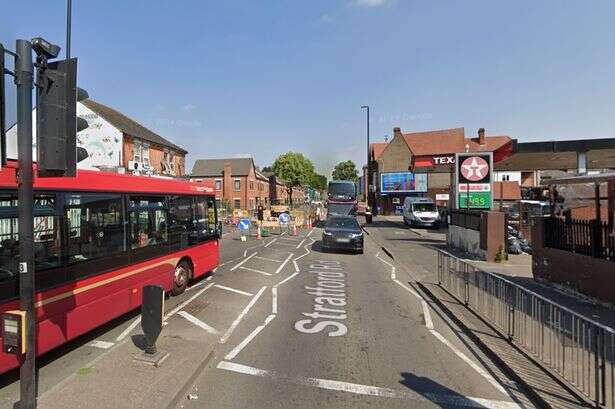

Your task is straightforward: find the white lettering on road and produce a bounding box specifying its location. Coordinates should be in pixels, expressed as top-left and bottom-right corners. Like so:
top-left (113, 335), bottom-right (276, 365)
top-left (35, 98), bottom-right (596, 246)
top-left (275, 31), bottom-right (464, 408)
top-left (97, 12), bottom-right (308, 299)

top-left (294, 260), bottom-right (348, 337)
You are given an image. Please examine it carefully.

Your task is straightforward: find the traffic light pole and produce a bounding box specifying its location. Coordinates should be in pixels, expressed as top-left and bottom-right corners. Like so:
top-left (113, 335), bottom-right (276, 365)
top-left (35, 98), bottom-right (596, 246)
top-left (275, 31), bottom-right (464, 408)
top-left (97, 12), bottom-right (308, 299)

top-left (16, 39), bottom-right (37, 409)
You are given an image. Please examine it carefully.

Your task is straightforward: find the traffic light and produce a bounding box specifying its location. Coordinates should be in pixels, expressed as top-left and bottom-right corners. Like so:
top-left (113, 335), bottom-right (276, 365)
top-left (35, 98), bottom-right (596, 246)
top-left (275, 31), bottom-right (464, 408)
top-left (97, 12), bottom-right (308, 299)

top-left (36, 58), bottom-right (88, 177)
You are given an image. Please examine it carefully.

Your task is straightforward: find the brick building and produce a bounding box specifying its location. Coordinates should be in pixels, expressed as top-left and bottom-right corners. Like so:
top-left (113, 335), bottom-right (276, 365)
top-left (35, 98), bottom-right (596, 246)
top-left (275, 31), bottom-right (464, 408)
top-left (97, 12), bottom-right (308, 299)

top-left (190, 158), bottom-right (269, 211)
top-left (367, 127), bottom-right (512, 214)
top-left (6, 99), bottom-right (187, 177)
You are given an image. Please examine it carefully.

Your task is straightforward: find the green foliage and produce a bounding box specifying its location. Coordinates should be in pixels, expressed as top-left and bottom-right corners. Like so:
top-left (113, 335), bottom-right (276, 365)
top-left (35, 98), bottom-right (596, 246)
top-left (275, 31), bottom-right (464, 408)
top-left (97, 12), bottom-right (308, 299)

top-left (310, 172), bottom-right (328, 191)
top-left (261, 165), bottom-right (273, 173)
top-left (272, 152), bottom-right (315, 188)
top-left (332, 160), bottom-right (358, 181)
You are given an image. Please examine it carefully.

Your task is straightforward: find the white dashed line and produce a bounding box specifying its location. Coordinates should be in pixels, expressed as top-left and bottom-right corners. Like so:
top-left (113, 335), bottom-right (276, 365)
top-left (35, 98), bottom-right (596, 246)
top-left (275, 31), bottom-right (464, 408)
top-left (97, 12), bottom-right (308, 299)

top-left (264, 239), bottom-right (277, 247)
top-left (240, 266), bottom-right (272, 276)
top-left (88, 340), bottom-right (114, 349)
top-left (272, 287), bottom-right (278, 314)
top-left (220, 286), bottom-right (267, 344)
top-left (178, 311), bottom-right (220, 335)
top-left (216, 361), bottom-right (521, 408)
top-left (295, 238), bottom-right (306, 249)
top-left (421, 300), bottom-right (434, 330)
top-left (273, 253), bottom-right (294, 275)
top-left (230, 252), bottom-right (257, 271)
top-left (214, 284), bottom-right (253, 297)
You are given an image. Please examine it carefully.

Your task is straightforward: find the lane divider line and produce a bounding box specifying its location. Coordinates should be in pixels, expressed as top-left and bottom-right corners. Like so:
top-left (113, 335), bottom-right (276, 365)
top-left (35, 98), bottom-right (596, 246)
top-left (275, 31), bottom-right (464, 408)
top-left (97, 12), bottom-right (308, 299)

top-left (274, 272), bottom-right (299, 288)
top-left (164, 282), bottom-right (216, 321)
top-left (239, 266), bottom-right (272, 276)
top-left (115, 317), bottom-right (141, 342)
top-left (295, 238), bottom-right (307, 249)
top-left (178, 311), bottom-right (220, 335)
top-left (216, 361), bottom-right (521, 408)
top-left (292, 260), bottom-right (300, 272)
top-left (273, 253), bottom-right (294, 275)
top-left (224, 313), bottom-right (277, 360)
top-left (214, 284), bottom-right (253, 297)
top-left (220, 286), bottom-right (267, 344)
top-left (421, 300), bottom-right (434, 330)
top-left (272, 287), bottom-right (278, 314)
top-left (230, 252), bottom-right (257, 271)
top-left (264, 239), bottom-right (277, 247)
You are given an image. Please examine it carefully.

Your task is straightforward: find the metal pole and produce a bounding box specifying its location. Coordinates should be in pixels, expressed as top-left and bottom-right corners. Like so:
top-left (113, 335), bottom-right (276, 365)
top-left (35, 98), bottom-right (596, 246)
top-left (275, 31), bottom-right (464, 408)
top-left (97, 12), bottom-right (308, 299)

top-left (361, 106), bottom-right (370, 209)
top-left (16, 39), bottom-right (36, 409)
top-left (66, 0), bottom-right (72, 59)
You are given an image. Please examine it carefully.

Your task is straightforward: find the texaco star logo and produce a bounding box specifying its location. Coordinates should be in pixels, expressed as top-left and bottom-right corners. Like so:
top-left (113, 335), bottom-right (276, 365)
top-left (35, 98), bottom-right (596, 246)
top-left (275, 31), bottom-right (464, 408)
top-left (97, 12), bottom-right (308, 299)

top-left (460, 156), bottom-right (489, 182)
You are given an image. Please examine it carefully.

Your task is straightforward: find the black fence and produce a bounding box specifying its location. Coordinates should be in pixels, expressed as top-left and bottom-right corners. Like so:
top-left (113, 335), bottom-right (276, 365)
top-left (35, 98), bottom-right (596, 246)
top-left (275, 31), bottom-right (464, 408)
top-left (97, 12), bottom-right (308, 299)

top-left (449, 209), bottom-right (482, 231)
top-left (545, 217), bottom-right (615, 261)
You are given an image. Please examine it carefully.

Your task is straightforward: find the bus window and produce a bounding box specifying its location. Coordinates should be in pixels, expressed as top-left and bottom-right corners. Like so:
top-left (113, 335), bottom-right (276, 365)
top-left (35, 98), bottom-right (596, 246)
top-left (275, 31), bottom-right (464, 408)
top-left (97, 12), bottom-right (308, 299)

top-left (129, 196), bottom-right (168, 249)
top-left (195, 196), bottom-right (217, 241)
top-left (168, 195), bottom-right (197, 248)
top-left (65, 194), bottom-right (125, 264)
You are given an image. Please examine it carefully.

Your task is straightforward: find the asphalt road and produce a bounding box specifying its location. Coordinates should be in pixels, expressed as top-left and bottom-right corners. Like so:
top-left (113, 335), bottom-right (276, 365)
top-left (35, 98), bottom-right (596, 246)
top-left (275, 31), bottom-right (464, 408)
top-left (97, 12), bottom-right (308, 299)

top-left (178, 222), bottom-right (534, 409)
top-left (0, 220), bottom-right (534, 408)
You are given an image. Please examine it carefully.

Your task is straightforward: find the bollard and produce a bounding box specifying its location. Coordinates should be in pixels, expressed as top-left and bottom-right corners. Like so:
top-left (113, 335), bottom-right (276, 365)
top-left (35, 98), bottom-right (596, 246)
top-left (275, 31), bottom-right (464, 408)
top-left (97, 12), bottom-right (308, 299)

top-left (134, 285), bottom-right (169, 367)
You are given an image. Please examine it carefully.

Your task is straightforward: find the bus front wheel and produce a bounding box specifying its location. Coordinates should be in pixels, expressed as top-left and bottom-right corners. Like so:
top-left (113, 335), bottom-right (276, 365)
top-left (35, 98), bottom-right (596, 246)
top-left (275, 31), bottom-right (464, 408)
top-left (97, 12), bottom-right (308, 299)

top-left (172, 260), bottom-right (192, 296)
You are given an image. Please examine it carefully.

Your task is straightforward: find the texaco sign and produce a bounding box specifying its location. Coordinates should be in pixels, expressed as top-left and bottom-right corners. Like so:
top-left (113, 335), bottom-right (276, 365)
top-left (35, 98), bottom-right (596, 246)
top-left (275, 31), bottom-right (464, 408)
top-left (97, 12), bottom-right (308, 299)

top-left (455, 152), bottom-right (493, 209)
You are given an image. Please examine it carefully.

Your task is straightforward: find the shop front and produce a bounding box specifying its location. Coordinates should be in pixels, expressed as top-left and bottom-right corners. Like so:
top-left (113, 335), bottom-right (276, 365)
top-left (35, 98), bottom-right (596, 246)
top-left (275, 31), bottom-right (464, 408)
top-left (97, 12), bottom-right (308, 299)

top-left (376, 172), bottom-right (428, 215)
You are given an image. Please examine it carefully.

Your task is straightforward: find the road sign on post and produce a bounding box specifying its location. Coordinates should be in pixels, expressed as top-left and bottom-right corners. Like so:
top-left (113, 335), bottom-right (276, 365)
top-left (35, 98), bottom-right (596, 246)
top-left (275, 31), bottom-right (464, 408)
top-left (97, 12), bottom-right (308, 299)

top-left (278, 212), bottom-right (290, 224)
top-left (454, 152), bottom-right (493, 210)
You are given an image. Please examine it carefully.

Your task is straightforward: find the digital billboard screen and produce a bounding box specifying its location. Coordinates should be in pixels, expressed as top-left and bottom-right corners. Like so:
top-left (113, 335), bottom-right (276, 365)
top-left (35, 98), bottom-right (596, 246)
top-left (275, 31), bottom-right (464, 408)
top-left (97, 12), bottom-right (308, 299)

top-left (380, 172), bottom-right (427, 193)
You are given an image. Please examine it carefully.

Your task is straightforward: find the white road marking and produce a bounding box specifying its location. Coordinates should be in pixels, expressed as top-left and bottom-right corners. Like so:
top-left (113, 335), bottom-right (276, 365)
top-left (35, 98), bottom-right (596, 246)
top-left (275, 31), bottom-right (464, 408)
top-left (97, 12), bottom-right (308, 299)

top-left (216, 361), bottom-right (521, 408)
top-left (279, 237), bottom-right (299, 241)
top-left (178, 311), bottom-right (220, 335)
top-left (307, 227), bottom-right (315, 237)
top-left (421, 300), bottom-right (434, 330)
top-left (88, 340), bottom-right (114, 349)
top-left (254, 256), bottom-right (283, 263)
top-left (225, 313), bottom-right (276, 360)
top-left (274, 272), bottom-right (299, 288)
top-left (393, 279), bottom-right (421, 299)
top-left (214, 284), bottom-right (253, 297)
top-left (220, 286), bottom-right (267, 343)
top-left (164, 282), bottom-right (216, 320)
top-left (292, 259), bottom-right (299, 272)
top-left (264, 239), bottom-right (277, 247)
top-left (230, 252), bottom-right (257, 271)
top-left (293, 244), bottom-right (311, 262)
top-left (295, 238), bottom-right (306, 249)
top-left (273, 241), bottom-right (297, 247)
top-left (240, 266), bottom-right (272, 276)
top-left (273, 253), bottom-right (294, 275)
top-left (429, 329), bottom-right (509, 396)
top-left (272, 287), bottom-right (278, 314)
top-left (115, 317), bottom-right (141, 342)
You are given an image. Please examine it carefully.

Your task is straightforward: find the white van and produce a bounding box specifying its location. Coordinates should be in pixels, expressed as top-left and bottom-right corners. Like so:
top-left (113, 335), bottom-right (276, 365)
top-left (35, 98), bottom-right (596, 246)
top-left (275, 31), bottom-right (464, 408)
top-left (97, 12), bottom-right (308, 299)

top-left (402, 197), bottom-right (440, 228)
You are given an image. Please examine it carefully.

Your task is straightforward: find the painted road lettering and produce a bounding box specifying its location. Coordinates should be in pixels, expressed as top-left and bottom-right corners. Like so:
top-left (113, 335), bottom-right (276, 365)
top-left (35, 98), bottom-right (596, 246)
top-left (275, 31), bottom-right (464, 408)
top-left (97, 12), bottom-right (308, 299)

top-left (294, 260), bottom-right (348, 337)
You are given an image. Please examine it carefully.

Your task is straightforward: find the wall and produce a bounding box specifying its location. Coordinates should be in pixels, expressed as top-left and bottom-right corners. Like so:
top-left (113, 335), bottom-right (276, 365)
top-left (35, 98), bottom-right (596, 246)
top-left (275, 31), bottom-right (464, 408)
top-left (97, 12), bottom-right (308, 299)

top-left (494, 171), bottom-right (522, 183)
top-left (447, 212), bottom-right (505, 261)
top-left (5, 102), bottom-right (121, 170)
top-left (448, 225), bottom-right (485, 259)
top-left (123, 135), bottom-right (186, 176)
top-left (532, 218), bottom-right (615, 304)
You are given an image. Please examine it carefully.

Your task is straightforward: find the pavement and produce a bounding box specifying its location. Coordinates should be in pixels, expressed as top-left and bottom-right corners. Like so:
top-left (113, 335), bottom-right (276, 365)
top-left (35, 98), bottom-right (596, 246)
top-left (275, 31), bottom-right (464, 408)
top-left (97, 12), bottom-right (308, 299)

top-left (1, 214), bottom-right (605, 408)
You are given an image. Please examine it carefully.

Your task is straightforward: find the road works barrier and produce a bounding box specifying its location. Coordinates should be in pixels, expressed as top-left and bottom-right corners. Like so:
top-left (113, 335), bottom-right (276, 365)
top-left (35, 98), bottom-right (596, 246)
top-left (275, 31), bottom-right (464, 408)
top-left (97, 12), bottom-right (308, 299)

top-left (437, 250), bottom-right (615, 408)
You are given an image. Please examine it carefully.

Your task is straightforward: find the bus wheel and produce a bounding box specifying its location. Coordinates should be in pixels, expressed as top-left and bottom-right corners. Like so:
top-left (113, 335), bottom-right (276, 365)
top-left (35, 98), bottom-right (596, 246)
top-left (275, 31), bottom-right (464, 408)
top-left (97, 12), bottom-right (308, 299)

top-left (172, 261), bottom-right (191, 296)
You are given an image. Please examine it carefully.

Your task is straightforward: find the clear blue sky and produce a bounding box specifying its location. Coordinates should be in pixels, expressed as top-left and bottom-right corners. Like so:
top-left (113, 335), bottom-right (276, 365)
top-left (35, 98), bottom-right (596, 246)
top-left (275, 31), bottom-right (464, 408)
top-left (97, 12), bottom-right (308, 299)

top-left (3, 0), bottom-right (615, 176)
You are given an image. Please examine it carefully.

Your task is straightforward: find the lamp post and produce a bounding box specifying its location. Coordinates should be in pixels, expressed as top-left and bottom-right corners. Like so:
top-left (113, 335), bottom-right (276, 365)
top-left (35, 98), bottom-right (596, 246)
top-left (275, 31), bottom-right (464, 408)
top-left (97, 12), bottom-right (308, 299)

top-left (361, 105), bottom-right (369, 209)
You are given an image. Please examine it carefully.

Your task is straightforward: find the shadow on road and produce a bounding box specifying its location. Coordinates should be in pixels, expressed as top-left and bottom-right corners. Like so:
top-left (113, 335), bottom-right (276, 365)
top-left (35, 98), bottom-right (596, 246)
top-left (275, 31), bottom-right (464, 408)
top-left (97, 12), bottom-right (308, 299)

top-left (400, 372), bottom-right (489, 408)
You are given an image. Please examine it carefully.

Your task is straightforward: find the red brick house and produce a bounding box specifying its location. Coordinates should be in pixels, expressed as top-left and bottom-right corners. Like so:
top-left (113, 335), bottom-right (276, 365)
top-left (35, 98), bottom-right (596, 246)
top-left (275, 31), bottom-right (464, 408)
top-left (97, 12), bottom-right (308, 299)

top-left (190, 158), bottom-right (269, 211)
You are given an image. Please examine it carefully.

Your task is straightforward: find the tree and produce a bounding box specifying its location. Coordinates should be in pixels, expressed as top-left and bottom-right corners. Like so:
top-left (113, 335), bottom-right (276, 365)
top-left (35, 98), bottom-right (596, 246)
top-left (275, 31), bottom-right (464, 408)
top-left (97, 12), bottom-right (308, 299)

top-left (332, 160), bottom-right (358, 181)
top-left (261, 165), bottom-right (273, 173)
top-left (310, 172), bottom-right (327, 192)
top-left (272, 152), bottom-right (315, 207)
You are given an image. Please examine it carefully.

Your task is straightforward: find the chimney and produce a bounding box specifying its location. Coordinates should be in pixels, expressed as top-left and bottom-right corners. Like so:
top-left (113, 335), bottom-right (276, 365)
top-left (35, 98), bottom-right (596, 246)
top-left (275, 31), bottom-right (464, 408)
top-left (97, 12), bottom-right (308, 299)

top-left (393, 127), bottom-right (402, 138)
top-left (223, 162), bottom-right (232, 202)
top-left (478, 128), bottom-right (486, 145)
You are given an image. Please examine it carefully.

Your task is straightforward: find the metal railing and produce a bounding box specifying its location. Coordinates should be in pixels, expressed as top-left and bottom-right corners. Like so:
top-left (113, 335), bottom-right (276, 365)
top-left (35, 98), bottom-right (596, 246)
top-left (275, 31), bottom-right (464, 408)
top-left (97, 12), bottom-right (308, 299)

top-left (449, 209), bottom-right (482, 231)
top-left (437, 250), bottom-right (615, 408)
top-left (545, 217), bottom-right (615, 261)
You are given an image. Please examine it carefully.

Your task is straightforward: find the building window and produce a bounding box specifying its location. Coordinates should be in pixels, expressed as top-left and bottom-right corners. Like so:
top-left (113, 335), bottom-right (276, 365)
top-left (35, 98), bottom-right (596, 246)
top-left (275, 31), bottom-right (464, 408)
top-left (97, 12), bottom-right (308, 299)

top-left (234, 179), bottom-right (241, 191)
top-left (234, 199), bottom-right (241, 209)
top-left (133, 140), bottom-right (150, 167)
top-left (249, 180), bottom-right (254, 190)
top-left (215, 179), bottom-right (222, 190)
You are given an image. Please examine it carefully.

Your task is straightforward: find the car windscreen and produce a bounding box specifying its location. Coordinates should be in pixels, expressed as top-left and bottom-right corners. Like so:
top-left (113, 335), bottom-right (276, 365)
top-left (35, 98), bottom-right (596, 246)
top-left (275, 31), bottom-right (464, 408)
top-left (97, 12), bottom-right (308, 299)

top-left (327, 203), bottom-right (354, 215)
top-left (412, 203), bottom-right (436, 212)
top-left (328, 183), bottom-right (356, 200)
top-left (326, 218), bottom-right (359, 230)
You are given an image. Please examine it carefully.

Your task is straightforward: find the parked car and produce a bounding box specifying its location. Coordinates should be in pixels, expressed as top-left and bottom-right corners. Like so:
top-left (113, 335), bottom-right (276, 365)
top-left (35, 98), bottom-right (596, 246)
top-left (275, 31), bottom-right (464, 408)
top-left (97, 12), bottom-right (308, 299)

top-left (321, 215), bottom-right (364, 254)
top-left (402, 197), bottom-right (440, 228)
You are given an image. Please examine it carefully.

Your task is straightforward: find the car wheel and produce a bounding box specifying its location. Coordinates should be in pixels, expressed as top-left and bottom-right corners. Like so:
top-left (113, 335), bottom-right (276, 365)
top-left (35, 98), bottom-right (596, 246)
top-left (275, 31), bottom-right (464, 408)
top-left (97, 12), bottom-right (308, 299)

top-left (172, 260), bottom-right (191, 296)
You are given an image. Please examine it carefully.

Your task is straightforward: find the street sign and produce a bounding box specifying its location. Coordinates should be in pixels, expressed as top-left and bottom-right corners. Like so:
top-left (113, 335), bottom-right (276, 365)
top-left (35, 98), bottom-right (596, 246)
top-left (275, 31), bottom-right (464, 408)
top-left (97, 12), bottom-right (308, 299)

top-left (239, 218), bottom-right (251, 231)
top-left (279, 212), bottom-right (290, 224)
top-left (455, 152), bottom-right (493, 210)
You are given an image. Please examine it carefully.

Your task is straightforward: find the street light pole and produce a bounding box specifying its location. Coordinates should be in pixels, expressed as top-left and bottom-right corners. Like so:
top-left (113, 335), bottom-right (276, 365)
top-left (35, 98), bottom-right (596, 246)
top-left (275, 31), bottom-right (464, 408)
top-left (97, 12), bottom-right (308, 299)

top-left (361, 105), bottom-right (370, 209)
top-left (16, 38), bottom-right (37, 409)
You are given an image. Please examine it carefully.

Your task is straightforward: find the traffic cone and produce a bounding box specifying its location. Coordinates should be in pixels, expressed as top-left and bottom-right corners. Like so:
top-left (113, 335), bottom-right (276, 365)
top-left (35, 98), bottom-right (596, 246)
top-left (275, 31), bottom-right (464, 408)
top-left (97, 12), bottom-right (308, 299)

top-left (256, 226), bottom-right (262, 240)
top-left (292, 224), bottom-right (298, 236)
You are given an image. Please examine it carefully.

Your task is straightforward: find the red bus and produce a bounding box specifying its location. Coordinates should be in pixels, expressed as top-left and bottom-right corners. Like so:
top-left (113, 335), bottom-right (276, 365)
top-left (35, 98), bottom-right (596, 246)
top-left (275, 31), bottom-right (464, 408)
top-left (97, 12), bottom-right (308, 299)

top-left (0, 162), bottom-right (220, 374)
